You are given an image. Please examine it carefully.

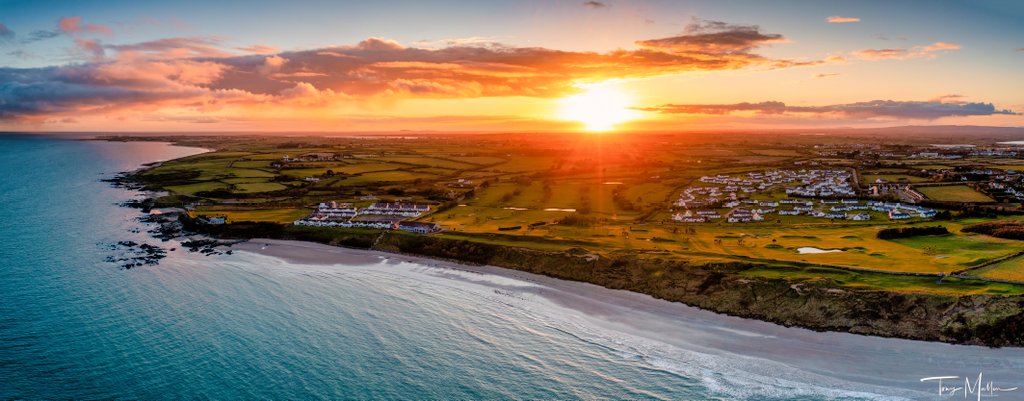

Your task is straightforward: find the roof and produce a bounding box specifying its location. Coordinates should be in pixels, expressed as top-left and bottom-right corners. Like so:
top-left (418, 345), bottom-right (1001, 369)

top-left (398, 221), bottom-right (439, 228)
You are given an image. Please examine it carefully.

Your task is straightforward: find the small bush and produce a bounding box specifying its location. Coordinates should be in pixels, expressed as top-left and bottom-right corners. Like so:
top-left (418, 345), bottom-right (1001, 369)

top-left (876, 225), bottom-right (949, 240)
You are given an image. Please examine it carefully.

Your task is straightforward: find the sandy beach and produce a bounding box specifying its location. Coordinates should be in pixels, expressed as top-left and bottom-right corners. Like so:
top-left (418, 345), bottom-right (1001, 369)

top-left (229, 238), bottom-right (1024, 400)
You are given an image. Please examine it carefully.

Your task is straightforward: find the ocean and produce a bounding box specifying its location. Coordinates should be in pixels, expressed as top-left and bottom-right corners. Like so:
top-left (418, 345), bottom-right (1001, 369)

top-left (1, 135), bottom-right (1021, 400)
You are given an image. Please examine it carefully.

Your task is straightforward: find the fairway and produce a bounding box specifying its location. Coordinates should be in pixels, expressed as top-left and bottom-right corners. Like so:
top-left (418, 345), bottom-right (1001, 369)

top-left (966, 255), bottom-right (1024, 282)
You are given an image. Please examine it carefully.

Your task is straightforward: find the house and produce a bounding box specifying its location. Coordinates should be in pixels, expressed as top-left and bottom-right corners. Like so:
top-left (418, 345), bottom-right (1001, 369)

top-left (889, 210), bottom-right (912, 220)
top-left (849, 212), bottom-right (871, 221)
top-left (397, 221), bottom-right (442, 234)
top-left (316, 201), bottom-right (358, 218)
top-left (197, 216), bottom-right (226, 225)
top-left (363, 202), bottom-right (431, 217)
top-left (296, 152), bottom-right (338, 162)
top-left (350, 216), bottom-right (404, 229)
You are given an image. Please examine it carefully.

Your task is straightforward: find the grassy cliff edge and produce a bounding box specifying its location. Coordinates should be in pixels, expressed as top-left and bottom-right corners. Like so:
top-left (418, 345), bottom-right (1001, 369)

top-left (186, 219), bottom-right (1024, 347)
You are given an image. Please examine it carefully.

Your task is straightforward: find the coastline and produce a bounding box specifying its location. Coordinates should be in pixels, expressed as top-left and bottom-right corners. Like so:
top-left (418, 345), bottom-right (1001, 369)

top-left (223, 231), bottom-right (1024, 348)
top-left (108, 139), bottom-right (1024, 348)
top-left (228, 237), bottom-right (1024, 398)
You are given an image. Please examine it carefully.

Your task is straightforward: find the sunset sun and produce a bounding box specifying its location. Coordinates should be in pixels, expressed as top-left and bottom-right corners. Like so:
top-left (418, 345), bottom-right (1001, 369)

top-left (558, 85), bottom-right (639, 132)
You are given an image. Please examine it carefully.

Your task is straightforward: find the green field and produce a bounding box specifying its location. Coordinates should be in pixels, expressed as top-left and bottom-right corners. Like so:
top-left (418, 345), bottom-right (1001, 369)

top-left (862, 174), bottom-right (929, 183)
top-left (917, 185), bottom-right (994, 202)
top-left (193, 208), bottom-right (310, 223)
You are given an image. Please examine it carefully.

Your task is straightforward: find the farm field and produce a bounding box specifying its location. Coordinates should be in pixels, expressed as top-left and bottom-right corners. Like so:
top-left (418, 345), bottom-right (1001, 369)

top-left (192, 208), bottom-right (310, 224)
top-left (917, 185), bottom-right (995, 202)
top-left (862, 174), bottom-right (930, 183)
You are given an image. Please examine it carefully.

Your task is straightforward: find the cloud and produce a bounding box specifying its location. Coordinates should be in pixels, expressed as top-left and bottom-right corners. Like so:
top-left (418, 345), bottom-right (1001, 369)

top-left (279, 82), bottom-right (339, 105)
top-left (872, 34), bottom-right (907, 41)
top-left (58, 16), bottom-right (112, 35)
top-left (16, 17), bottom-right (112, 45)
top-left (258, 55), bottom-right (288, 75)
top-left (22, 29), bottom-right (61, 43)
top-left (922, 42), bottom-right (960, 52)
top-left (107, 37), bottom-right (232, 59)
top-left (6, 50), bottom-right (34, 59)
top-left (583, 1), bottom-right (608, 9)
top-left (413, 36), bottom-right (507, 49)
top-left (638, 100), bottom-right (1019, 120)
top-left (853, 48), bottom-right (908, 59)
top-left (815, 73), bottom-right (839, 78)
top-left (826, 16), bottom-right (860, 23)
top-left (0, 25), bottom-right (832, 121)
top-left (0, 23), bottom-right (14, 42)
top-left (207, 28), bottom-right (820, 98)
top-left (930, 94), bottom-right (965, 103)
top-left (74, 38), bottom-right (105, 60)
top-left (853, 41), bottom-right (961, 60)
top-left (238, 44), bottom-right (279, 54)
top-left (636, 19), bottom-right (784, 56)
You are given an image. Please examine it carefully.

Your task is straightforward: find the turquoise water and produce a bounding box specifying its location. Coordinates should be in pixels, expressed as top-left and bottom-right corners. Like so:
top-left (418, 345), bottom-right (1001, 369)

top-left (1, 136), bottom-right (1022, 400)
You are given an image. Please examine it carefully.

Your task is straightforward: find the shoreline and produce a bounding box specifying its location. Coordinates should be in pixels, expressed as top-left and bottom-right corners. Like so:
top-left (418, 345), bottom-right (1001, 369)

top-left (228, 237), bottom-right (1024, 398)
top-left (226, 233), bottom-right (1024, 348)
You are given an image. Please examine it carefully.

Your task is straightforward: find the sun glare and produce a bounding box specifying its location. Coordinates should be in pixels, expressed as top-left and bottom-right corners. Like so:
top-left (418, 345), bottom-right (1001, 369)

top-left (558, 85), bottom-right (639, 132)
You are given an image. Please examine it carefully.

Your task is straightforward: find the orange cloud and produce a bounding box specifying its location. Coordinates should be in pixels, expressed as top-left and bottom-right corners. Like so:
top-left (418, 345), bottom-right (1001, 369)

top-left (922, 42), bottom-right (961, 52)
top-left (58, 16), bottom-right (112, 35)
top-left (826, 16), bottom-right (860, 23)
top-left (238, 44), bottom-right (279, 54)
top-left (853, 41), bottom-right (961, 60)
top-left (0, 21), bottom-right (835, 122)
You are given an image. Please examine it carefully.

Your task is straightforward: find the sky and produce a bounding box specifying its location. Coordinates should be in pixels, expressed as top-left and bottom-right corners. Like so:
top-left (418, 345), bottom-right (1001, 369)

top-left (0, 0), bottom-right (1022, 132)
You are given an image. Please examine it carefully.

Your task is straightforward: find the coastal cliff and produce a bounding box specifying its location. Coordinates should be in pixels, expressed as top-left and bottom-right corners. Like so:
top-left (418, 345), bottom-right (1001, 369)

top-left (185, 220), bottom-right (1024, 347)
